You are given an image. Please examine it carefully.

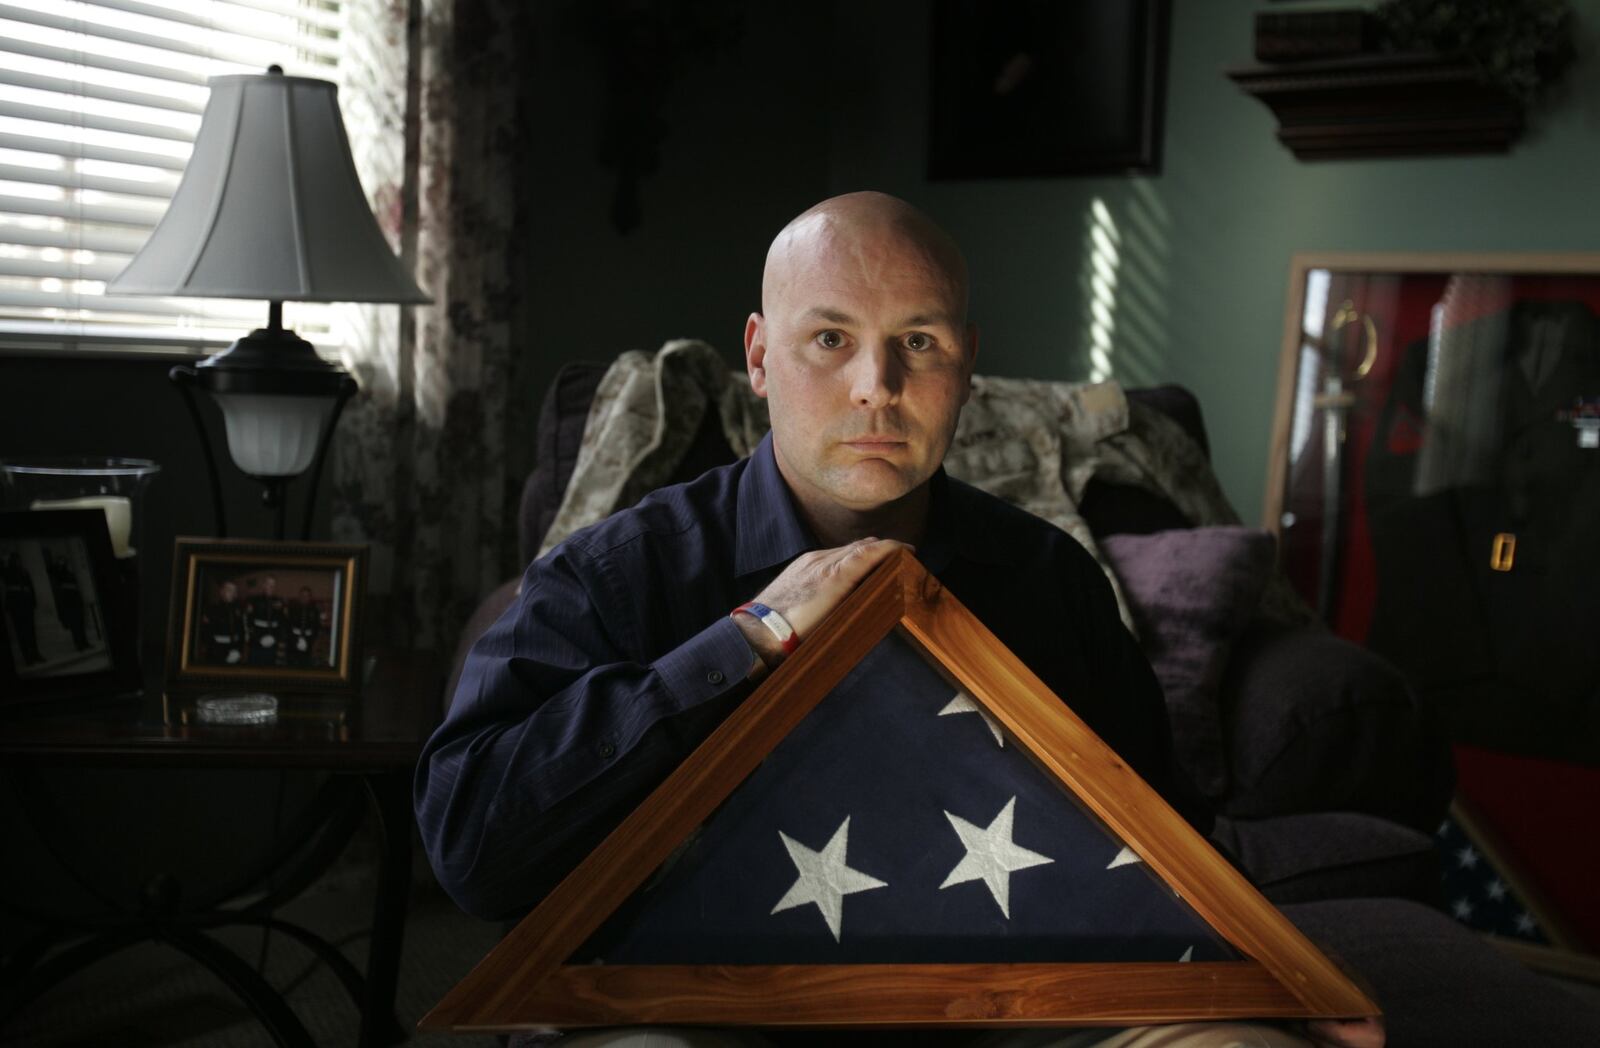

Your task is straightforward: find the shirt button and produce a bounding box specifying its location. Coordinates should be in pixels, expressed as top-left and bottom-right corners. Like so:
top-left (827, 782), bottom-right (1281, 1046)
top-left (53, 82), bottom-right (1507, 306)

top-left (707, 669), bottom-right (725, 685)
top-left (598, 741), bottom-right (616, 759)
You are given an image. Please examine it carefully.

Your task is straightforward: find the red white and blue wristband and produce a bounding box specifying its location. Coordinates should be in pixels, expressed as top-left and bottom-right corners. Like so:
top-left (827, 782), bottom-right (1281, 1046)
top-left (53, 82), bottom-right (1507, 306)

top-left (733, 601), bottom-right (799, 656)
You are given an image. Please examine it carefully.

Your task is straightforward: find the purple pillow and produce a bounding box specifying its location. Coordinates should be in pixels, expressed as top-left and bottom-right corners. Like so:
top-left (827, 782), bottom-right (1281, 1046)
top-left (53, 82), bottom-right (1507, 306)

top-left (1099, 527), bottom-right (1276, 801)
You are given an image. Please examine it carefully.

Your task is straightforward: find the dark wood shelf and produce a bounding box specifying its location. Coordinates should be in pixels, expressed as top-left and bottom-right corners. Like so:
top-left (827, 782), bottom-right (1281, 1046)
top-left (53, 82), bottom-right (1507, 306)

top-left (1229, 51), bottom-right (1523, 160)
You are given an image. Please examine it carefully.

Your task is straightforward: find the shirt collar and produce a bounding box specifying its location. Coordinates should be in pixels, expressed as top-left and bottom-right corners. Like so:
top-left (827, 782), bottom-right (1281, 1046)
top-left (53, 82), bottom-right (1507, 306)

top-left (916, 468), bottom-right (1018, 574)
top-left (735, 432), bottom-right (817, 577)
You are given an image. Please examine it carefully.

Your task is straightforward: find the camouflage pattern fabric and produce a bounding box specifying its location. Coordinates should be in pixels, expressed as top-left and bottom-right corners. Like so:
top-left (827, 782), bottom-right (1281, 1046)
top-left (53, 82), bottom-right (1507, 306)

top-left (540, 342), bottom-right (1310, 629)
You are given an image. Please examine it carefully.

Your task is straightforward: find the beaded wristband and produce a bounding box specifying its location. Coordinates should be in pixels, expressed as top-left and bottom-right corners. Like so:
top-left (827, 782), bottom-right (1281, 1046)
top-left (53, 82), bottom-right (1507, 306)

top-left (732, 600), bottom-right (799, 656)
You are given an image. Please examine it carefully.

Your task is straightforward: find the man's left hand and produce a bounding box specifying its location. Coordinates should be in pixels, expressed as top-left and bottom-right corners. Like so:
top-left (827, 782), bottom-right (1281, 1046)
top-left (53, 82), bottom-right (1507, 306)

top-left (736, 537), bottom-right (909, 668)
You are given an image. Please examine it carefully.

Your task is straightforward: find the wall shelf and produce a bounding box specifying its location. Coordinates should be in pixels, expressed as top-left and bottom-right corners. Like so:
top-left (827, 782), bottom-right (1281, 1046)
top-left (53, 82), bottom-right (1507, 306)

top-left (1228, 52), bottom-right (1523, 160)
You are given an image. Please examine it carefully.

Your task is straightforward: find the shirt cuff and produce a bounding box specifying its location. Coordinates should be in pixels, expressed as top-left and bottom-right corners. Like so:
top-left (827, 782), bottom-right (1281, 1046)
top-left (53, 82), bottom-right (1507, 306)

top-left (652, 614), bottom-right (759, 714)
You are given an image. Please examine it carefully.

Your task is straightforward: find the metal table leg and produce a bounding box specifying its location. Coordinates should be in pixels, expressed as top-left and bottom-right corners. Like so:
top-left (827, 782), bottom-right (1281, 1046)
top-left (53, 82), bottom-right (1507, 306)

top-left (359, 770), bottom-right (412, 1047)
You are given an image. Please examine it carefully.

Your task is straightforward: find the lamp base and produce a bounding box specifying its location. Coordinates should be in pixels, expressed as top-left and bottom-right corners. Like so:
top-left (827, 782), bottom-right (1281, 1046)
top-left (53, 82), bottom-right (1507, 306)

top-left (168, 304), bottom-right (360, 541)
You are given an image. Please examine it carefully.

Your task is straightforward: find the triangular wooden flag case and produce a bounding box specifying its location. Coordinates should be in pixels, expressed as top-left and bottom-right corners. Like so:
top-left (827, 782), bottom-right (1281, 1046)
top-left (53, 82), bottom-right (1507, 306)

top-left (423, 549), bottom-right (1378, 1034)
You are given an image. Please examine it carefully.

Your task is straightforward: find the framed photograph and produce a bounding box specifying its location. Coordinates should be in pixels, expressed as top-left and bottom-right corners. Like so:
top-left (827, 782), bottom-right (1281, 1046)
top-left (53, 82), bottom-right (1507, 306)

top-left (928, 0), bottom-right (1170, 178)
top-left (1, 508), bottom-right (141, 702)
top-left (166, 537), bottom-right (366, 694)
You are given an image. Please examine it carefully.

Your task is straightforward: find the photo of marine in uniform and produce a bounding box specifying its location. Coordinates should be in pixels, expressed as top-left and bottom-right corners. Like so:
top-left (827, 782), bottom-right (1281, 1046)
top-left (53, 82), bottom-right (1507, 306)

top-left (1, 537), bottom-right (111, 679)
top-left (188, 564), bottom-right (341, 671)
top-left (198, 579), bottom-right (247, 665)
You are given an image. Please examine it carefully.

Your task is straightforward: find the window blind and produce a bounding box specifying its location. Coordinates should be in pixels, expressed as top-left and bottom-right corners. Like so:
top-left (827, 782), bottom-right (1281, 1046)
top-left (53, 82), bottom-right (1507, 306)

top-left (0, 0), bottom-right (344, 354)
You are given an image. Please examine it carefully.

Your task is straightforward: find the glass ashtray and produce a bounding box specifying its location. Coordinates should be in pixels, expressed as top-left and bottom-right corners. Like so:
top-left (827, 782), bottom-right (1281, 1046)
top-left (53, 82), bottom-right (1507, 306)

top-left (195, 693), bottom-right (279, 725)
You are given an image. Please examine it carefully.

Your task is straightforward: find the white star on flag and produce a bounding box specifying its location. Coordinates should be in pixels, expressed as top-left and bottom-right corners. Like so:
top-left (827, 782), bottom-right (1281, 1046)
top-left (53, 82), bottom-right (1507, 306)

top-left (771, 816), bottom-right (887, 942)
top-left (1486, 878), bottom-right (1507, 901)
top-left (1107, 846), bottom-right (1142, 869)
top-left (938, 689), bottom-right (1004, 747)
top-left (1456, 845), bottom-right (1480, 869)
top-left (940, 796), bottom-right (1054, 918)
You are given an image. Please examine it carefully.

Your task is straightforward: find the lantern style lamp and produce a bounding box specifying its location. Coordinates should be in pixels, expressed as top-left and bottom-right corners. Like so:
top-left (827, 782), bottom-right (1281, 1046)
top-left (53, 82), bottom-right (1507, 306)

top-left (108, 67), bottom-right (429, 539)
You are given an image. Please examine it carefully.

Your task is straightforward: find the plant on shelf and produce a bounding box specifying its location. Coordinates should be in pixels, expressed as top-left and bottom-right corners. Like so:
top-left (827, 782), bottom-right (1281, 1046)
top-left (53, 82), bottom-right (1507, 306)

top-left (1376, 0), bottom-right (1577, 101)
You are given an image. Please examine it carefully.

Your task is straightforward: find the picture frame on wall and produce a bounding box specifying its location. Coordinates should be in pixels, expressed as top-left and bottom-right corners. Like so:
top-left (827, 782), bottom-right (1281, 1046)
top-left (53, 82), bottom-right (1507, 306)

top-left (0, 508), bottom-right (141, 703)
top-left (927, 0), bottom-right (1171, 178)
top-left (165, 537), bottom-right (367, 694)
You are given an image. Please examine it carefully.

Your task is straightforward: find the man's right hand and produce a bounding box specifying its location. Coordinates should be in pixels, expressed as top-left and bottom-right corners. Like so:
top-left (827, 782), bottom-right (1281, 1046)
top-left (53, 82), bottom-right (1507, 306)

top-left (734, 538), bottom-right (909, 669)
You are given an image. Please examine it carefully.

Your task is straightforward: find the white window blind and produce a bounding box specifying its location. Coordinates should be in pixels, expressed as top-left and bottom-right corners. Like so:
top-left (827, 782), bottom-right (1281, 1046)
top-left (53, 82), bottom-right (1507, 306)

top-left (0, 0), bottom-right (344, 354)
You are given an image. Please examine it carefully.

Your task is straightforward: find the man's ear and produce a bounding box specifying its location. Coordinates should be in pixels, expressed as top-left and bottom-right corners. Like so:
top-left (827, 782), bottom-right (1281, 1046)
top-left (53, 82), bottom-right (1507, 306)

top-left (745, 312), bottom-right (769, 398)
top-left (961, 322), bottom-right (980, 404)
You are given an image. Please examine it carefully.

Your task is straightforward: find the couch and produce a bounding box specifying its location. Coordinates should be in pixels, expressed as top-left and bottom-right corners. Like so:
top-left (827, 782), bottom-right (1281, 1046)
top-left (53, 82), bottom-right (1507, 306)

top-left (444, 357), bottom-right (1600, 1045)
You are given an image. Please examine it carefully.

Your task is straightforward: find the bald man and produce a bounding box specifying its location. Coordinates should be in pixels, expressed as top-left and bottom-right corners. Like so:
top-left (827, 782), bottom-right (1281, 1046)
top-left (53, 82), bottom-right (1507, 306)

top-left (416, 195), bottom-right (1368, 1047)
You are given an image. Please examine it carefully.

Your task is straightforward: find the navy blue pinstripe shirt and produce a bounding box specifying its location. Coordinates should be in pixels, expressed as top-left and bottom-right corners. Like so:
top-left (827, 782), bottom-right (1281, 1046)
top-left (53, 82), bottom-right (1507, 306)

top-left (416, 433), bottom-right (1203, 921)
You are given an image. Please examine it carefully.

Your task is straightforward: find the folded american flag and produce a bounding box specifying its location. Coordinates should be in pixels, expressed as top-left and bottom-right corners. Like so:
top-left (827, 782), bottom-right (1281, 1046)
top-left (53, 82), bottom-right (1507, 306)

top-left (580, 632), bottom-right (1237, 966)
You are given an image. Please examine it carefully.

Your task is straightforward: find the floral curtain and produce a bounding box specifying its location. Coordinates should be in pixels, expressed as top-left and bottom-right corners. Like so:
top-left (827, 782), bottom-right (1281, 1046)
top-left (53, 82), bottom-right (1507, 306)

top-left (332, 0), bottom-right (527, 651)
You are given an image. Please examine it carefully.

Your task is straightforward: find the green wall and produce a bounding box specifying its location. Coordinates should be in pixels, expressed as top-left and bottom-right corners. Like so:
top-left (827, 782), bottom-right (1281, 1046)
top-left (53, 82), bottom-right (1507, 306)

top-left (830, 0), bottom-right (1600, 521)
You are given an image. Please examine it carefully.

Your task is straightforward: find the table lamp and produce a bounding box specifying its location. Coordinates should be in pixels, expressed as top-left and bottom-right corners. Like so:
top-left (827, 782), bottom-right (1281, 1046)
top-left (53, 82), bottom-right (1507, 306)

top-left (108, 67), bottom-right (430, 539)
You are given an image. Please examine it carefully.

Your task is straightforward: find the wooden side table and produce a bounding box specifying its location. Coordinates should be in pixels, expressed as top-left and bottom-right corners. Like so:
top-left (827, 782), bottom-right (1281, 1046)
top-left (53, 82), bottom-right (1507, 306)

top-left (0, 649), bottom-right (442, 1047)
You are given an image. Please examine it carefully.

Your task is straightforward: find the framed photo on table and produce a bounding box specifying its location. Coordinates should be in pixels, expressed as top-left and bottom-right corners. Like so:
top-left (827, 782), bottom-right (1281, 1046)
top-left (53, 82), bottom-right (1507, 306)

top-left (166, 538), bottom-right (366, 694)
top-left (0, 508), bottom-right (141, 703)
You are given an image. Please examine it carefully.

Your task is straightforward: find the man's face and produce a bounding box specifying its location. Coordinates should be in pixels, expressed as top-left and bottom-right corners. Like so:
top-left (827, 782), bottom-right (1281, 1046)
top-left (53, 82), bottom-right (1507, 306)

top-left (221, 582), bottom-right (236, 602)
top-left (263, 577), bottom-right (276, 595)
top-left (746, 222), bottom-right (976, 516)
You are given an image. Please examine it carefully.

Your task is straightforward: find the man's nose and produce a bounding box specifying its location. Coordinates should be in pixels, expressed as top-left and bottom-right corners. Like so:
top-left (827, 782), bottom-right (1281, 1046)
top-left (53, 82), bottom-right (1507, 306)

top-left (848, 340), bottom-right (901, 409)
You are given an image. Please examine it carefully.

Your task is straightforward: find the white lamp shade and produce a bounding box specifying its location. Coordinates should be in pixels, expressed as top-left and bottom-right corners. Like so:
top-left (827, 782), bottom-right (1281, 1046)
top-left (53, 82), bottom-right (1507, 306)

top-left (212, 393), bottom-right (334, 477)
top-left (108, 73), bottom-right (429, 304)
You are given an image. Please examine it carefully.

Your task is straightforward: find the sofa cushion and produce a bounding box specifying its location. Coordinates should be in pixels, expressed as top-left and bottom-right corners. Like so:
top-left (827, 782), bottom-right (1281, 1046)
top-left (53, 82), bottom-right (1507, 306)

top-left (1078, 477), bottom-right (1194, 537)
top-left (1078, 384), bottom-right (1212, 538)
top-left (1211, 812), bottom-right (1439, 905)
top-left (1126, 384), bottom-right (1209, 457)
top-left (1100, 526), bottom-right (1277, 800)
top-left (521, 361), bottom-right (609, 565)
top-left (1281, 897), bottom-right (1600, 1046)
top-left (1220, 621), bottom-right (1454, 832)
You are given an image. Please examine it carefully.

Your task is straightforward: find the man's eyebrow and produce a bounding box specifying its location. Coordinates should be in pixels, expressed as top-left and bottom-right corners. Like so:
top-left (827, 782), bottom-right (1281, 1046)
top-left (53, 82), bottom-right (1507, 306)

top-left (798, 307), bottom-right (959, 329)
top-left (896, 311), bottom-right (956, 328)
top-left (800, 306), bottom-right (857, 325)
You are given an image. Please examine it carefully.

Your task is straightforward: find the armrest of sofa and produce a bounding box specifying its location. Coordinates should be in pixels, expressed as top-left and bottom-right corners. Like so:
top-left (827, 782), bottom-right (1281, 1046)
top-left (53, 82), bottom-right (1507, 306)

top-left (1281, 897), bottom-right (1600, 1045)
top-left (1211, 812), bottom-right (1439, 906)
top-left (1219, 620), bottom-right (1454, 833)
top-left (442, 577), bottom-right (520, 716)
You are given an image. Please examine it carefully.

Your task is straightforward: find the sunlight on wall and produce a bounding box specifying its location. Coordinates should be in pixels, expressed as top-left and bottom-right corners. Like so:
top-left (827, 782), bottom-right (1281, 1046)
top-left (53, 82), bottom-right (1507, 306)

top-left (1078, 185), bottom-right (1170, 386)
top-left (1082, 198), bottom-right (1120, 383)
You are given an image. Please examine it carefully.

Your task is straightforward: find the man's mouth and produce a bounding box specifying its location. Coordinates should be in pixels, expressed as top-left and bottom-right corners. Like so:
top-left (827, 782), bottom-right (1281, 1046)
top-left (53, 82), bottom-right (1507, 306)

top-left (841, 437), bottom-right (908, 450)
